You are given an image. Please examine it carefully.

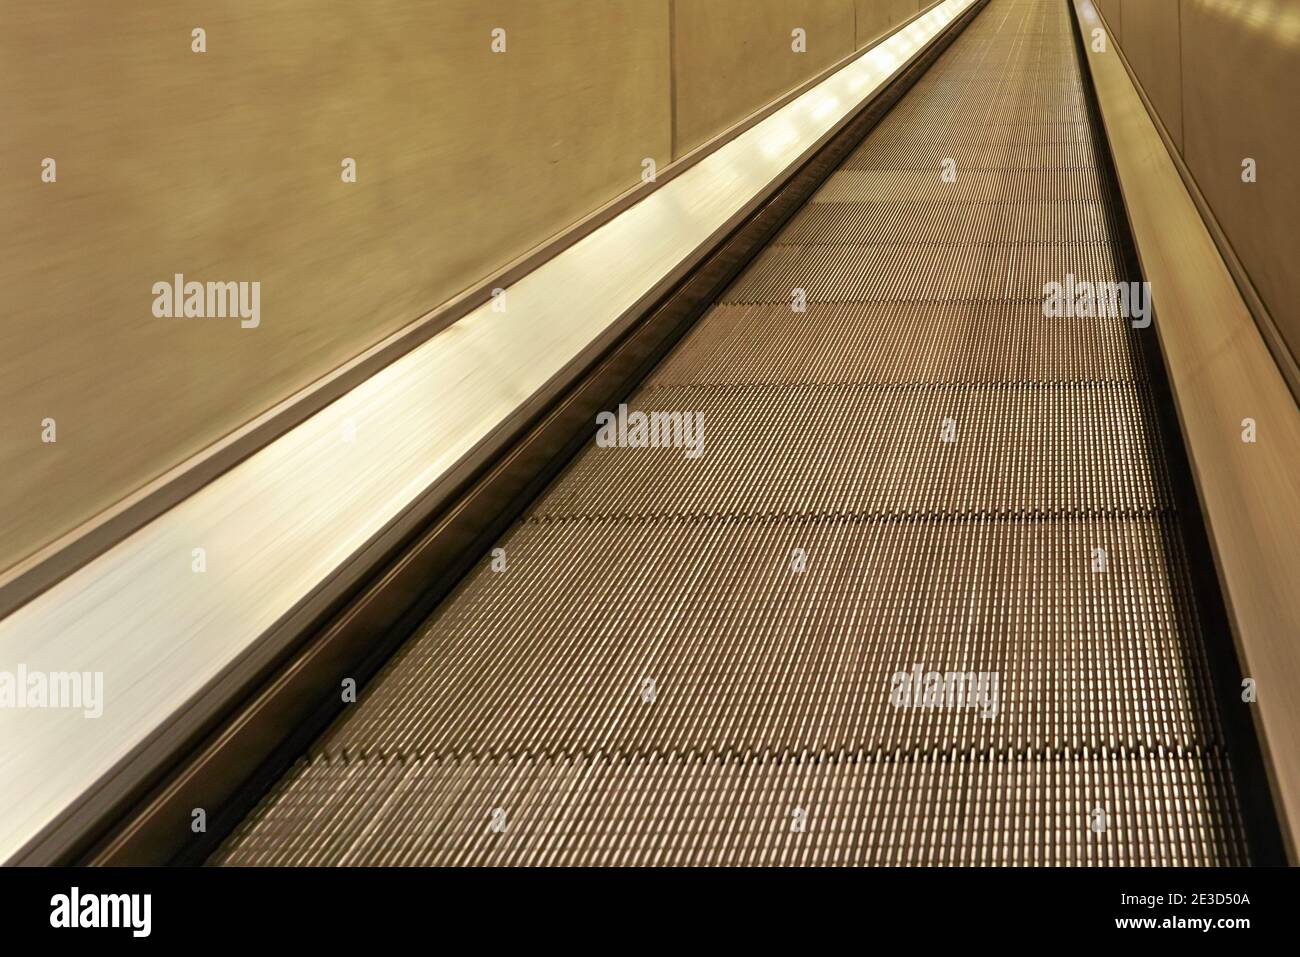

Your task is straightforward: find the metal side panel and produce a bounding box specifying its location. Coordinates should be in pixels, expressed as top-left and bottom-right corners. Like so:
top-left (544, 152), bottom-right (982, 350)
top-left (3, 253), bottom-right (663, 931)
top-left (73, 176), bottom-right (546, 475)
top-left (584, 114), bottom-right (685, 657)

top-left (216, 0), bottom-right (1259, 866)
top-left (1074, 0), bottom-right (1300, 859)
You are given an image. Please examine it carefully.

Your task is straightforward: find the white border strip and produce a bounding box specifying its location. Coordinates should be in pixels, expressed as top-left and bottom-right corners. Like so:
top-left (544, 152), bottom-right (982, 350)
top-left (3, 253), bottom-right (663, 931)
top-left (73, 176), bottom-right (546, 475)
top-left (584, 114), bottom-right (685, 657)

top-left (0, 0), bottom-right (976, 862)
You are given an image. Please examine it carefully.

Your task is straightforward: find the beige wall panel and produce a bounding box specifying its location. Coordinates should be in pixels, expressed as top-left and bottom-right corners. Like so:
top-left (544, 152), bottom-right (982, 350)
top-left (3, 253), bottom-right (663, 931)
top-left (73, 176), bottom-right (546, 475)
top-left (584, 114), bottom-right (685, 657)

top-left (890, 0), bottom-right (924, 28)
top-left (856, 2), bottom-right (948, 50)
top-left (0, 0), bottom-right (672, 574)
top-left (1180, 0), bottom-right (1300, 361)
top-left (1119, 0), bottom-right (1183, 149)
top-left (674, 0), bottom-right (857, 154)
top-left (1097, 0), bottom-right (1122, 40)
top-left (856, 0), bottom-right (895, 47)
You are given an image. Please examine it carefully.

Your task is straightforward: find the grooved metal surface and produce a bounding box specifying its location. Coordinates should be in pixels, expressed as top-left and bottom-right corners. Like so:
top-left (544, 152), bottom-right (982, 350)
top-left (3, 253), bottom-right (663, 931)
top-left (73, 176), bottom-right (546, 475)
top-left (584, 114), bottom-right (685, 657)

top-left (219, 750), bottom-right (1240, 867)
top-left (649, 304), bottom-right (1143, 384)
top-left (721, 242), bottom-right (1120, 301)
top-left (533, 383), bottom-right (1174, 517)
top-left (316, 513), bottom-right (1215, 757)
top-left (216, 0), bottom-right (1250, 866)
top-left (812, 169), bottom-right (1106, 203)
top-left (778, 201), bottom-right (1117, 245)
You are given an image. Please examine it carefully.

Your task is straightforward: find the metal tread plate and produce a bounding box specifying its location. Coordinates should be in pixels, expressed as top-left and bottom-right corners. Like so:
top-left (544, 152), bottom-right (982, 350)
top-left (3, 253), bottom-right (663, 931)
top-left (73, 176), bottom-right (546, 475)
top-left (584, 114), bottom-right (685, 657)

top-left (775, 201), bottom-right (1118, 245)
top-left (719, 242), bottom-right (1121, 302)
top-left (648, 304), bottom-right (1145, 385)
top-left (316, 513), bottom-right (1221, 758)
top-left (531, 381), bottom-right (1175, 517)
top-left (214, 748), bottom-right (1246, 867)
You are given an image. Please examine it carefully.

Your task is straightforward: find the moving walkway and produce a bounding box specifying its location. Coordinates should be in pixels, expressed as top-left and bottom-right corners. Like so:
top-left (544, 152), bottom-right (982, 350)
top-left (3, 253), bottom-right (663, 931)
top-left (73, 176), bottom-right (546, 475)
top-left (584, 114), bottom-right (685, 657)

top-left (205, 0), bottom-right (1281, 866)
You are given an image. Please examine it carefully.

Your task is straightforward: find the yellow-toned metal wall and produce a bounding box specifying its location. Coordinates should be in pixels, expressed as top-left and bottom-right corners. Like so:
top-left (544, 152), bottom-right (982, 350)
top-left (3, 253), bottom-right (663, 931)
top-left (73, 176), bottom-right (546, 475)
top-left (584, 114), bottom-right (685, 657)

top-left (1095, 0), bottom-right (1122, 39)
top-left (857, 1), bottom-right (934, 49)
top-left (0, 0), bottom-right (671, 575)
top-left (674, 1), bottom-right (930, 154)
top-left (1, 2), bottom-right (933, 576)
top-left (673, 0), bottom-right (856, 154)
top-left (1098, 0), bottom-right (1300, 376)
